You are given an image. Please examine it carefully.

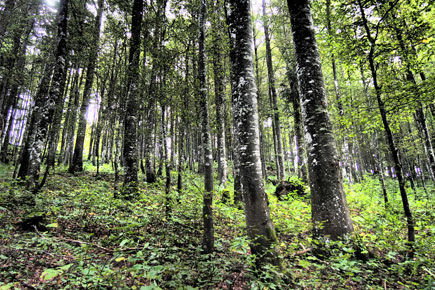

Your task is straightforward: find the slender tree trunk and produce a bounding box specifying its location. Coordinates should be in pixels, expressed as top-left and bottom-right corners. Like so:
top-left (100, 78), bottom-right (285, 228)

top-left (199, 0), bottom-right (214, 254)
top-left (69, 0), bottom-right (104, 173)
top-left (286, 66), bottom-right (308, 182)
top-left (262, 0), bottom-right (285, 181)
top-left (252, 25), bottom-right (267, 179)
top-left (288, 0), bottom-right (353, 239)
top-left (212, 4), bottom-right (228, 186)
top-left (227, 0), bottom-right (280, 268)
top-left (357, 0), bottom-right (415, 253)
top-left (177, 45), bottom-right (191, 193)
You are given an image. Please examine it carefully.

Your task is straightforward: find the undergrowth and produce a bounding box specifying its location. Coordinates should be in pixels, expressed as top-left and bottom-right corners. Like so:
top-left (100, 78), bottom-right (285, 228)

top-left (0, 163), bottom-right (434, 289)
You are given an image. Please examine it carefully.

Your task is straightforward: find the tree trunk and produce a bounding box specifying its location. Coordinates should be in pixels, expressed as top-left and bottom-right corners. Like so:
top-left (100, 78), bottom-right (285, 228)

top-left (199, 0), bottom-right (214, 254)
top-left (17, 64), bottom-right (52, 179)
top-left (357, 0), bottom-right (415, 253)
top-left (69, 0), bottom-right (104, 173)
top-left (286, 66), bottom-right (308, 183)
top-left (252, 24), bottom-right (267, 179)
top-left (121, 0), bottom-right (144, 196)
top-left (23, 0), bottom-right (69, 189)
top-left (212, 2), bottom-right (228, 186)
top-left (287, 0), bottom-right (354, 239)
top-left (227, 0), bottom-right (280, 268)
top-left (262, 0), bottom-right (285, 181)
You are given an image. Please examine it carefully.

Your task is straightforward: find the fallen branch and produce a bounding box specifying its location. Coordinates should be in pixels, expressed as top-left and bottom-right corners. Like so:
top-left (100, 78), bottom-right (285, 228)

top-left (293, 248), bottom-right (312, 256)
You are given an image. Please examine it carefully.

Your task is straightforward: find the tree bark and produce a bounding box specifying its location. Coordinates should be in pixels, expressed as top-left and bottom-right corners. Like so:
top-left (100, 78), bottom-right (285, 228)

top-left (262, 0), bottom-right (285, 181)
top-left (22, 0), bottom-right (69, 189)
top-left (122, 0), bottom-right (144, 196)
top-left (227, 0), bottom-right (280, 268)
top-left (286, 66), bottom-right (308, 183)
top-left (287, 0), bottom-right (354, 239)
top-left (199, 0), bottom-right (214, 254)
top-left (212, 1), bottom-right (228, 186)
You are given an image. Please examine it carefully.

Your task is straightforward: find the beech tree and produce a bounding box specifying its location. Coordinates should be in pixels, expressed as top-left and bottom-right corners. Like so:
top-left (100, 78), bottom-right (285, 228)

top-left (226, 0), bottom-right (280, 268)
top-left (122, 0), bottom-right (144, 196)
top-left (17, 0), bottom-right (69, 190)
top-left (262, 0), bottom-right (285, 181)
top-left (287, 0), bottom-right (354, 239)
top-left (198, 0), bottom-right (214, 254)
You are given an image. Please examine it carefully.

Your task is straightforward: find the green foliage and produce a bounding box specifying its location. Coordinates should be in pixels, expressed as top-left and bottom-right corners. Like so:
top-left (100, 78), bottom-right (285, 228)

top-left (0, 167), bottom-right (434, 288)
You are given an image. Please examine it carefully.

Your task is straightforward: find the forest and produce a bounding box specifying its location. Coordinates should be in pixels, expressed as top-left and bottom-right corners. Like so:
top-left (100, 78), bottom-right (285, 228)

top-left (0, 0), bottom-right (434, 288)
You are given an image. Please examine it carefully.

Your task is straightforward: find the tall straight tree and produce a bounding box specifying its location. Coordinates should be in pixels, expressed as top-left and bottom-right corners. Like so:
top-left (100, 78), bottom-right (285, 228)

top-left (198, 0), bottom-right (214, 254)
top-left (211, 0), bottom-right (228, 186)
top-left (69, 0), bottom-right (104, 173)
top-left (356, 0), bottom-right (415, 252)
top-left (122, 0), bottom-right (144, 196)
top-left (262, 0), bottom-right (285, 181)
top-left (287, 0), bottom-right (353, 239)
top-left (226, 0), bottom-right (280, 268)
top-left (18, 0), bottom-right (69, 189)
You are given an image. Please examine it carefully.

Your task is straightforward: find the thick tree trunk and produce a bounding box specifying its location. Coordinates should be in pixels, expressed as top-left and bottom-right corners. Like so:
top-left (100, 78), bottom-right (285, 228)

top-left (122, 0), bottom-right (144, 196)
top-left (287, 0), bottom-right (353, 239)
top-left (22, 0), bottom-right (69, 189)
top-left (17, 64), bottom-right (52, 179)
top-left (227, 0), bottom-right (280, 268)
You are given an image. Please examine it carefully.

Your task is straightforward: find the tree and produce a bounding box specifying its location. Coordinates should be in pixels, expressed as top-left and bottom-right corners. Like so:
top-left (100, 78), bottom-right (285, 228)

top-left (262, 0), bottom-right (285, 181)
top-left (69, 0), bottom-right (104, 173)
top-left (355, 0), bottom-right (415, 253)
top-left (226, 0), bottom-right (280, 268)
top-left (18, 0), bottom-right (69, 190)
top-left (122, 0), bottom-right (144, 196)
top-left (211, 0), bottom-right (228, 186)
top-left (198, 0), bottom-right (214, 254)
top-left (287, 0), bottom-right (354, 239)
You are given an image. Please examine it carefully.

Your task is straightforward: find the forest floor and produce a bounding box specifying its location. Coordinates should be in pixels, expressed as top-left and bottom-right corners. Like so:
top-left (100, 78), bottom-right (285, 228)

top-left (0, 162), bottom-right (434, 289)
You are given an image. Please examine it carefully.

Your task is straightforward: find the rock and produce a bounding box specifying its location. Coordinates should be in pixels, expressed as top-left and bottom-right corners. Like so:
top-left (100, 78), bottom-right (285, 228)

top-left (275, 180), bottom-right (306, 200)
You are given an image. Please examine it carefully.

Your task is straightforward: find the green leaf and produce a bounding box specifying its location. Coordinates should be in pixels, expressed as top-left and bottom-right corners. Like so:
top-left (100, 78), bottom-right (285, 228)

top-left (58, 263), bottom-right (73, 271)
top-left (46, 223), bottom-right (58, 228)
top-left (0, 283), bottom-right (17, 290)
top-left (298, 260), bottom-right (311, 269)
top-left (40, 268), bottom-right (61, 281)
top-left (119, 239), bottom-right (129, 247)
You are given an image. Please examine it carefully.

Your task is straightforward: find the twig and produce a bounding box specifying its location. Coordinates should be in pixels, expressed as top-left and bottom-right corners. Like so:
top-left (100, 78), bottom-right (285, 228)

top-left (293, 248), bottom-right (312, 256)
